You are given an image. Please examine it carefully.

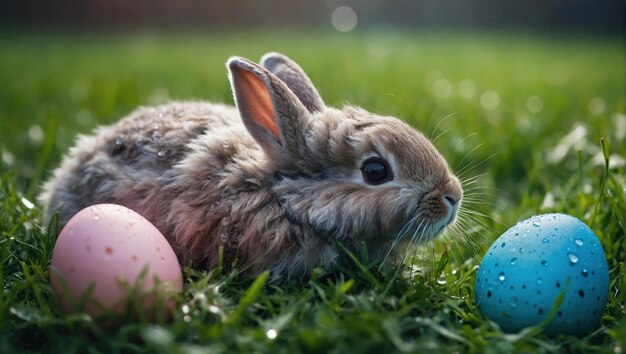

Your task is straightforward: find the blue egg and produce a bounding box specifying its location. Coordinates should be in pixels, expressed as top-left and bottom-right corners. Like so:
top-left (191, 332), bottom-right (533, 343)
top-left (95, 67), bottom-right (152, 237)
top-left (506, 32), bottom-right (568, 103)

top-left (474, 213), bottom-right (609, 336)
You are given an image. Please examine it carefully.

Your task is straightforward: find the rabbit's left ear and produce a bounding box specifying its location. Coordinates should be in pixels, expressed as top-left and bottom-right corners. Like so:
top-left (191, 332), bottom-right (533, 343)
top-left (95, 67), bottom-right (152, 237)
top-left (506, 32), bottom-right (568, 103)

top-left (228, 57), bottom-right (309, 167)
top-left (261, 52), bottom-right (325, 113)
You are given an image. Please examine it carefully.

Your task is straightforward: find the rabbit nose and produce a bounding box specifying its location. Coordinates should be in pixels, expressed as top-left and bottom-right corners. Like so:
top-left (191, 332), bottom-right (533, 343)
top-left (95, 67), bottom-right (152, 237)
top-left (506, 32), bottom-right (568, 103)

top-left (444, 195), bottom-right (458, 207)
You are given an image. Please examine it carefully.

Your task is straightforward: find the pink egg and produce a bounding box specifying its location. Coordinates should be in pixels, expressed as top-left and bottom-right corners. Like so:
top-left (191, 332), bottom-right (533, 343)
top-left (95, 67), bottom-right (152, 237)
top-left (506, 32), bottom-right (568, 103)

top-left (50, 204), bottom-right (183, 317)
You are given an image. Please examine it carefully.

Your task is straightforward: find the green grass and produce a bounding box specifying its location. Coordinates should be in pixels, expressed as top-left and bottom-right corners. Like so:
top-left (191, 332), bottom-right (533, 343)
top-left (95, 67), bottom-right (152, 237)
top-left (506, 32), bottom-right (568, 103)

top-left (0, 30), bottom-right (624, 353)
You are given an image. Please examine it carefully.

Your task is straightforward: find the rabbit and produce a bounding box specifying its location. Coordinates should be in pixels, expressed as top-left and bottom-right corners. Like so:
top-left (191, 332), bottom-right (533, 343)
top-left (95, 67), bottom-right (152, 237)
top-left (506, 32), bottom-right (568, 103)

top-left (39, 52), bottom-right (463, 281)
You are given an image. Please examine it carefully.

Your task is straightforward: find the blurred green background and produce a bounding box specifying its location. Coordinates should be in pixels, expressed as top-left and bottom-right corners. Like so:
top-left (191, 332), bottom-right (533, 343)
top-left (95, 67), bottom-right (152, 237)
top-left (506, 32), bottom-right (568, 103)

top-left (0, 30), bottom-right (623, 200)
top-left (1, 1), bottom-right (624, 199)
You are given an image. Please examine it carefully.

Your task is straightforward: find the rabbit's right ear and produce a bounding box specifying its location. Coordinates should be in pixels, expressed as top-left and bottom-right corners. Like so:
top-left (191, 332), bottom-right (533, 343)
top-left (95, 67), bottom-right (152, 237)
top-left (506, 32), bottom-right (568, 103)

top-left (228, 57), bottom-right (310, 168)
top-left (261, 52), bottom-right (325, 113)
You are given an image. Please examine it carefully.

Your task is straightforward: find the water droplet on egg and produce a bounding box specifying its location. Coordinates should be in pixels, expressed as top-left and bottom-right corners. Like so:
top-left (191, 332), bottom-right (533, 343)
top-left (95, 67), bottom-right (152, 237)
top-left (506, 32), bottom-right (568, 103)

top-left (530, 216), bottom-right (541, 227)
top-left (574, 239), bottom-right (584, 246)
top-left (581, 269), bottom-right (589, 277)
top-left (542, 238), bottom-right (549, 243)
top-left (510, 296), bottom-right (518, 308)
top-left (93, 215), bottom-right (100, 221)
top-left (541, 260), bottom-right (548, 266)
top-left (498, 272), bottom-right (506, 282)
top-left (568, 252), bottom-right (579, 264)
top-left (510, 257), bottom-right (518, 265)
top-left (536, 278), bottom-right (543, 285)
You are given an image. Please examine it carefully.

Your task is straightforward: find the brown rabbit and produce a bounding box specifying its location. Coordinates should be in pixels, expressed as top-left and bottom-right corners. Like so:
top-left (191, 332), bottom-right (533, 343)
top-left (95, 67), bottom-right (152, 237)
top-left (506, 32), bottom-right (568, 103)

top-left (40, 53), bottom-right (463, 281)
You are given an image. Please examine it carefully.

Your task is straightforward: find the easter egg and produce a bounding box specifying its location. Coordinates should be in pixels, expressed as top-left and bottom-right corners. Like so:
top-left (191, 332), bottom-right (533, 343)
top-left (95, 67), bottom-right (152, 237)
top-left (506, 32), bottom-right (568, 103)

top-left (474, 213), bottom-right (609, 336)
top-left (50, 204), bottom-right (183, 317)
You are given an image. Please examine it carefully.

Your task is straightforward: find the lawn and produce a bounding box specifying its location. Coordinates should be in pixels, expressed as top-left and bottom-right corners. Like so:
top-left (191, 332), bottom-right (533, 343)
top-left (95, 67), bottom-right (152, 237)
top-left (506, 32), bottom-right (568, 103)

top-left (0, 30), bottom-right (624, 353)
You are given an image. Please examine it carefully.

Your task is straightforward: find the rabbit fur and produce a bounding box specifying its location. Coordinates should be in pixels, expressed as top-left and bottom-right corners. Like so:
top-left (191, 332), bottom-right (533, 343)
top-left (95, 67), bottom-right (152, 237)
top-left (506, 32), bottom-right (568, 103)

top-left (40, 53), bottom-right (463, 281)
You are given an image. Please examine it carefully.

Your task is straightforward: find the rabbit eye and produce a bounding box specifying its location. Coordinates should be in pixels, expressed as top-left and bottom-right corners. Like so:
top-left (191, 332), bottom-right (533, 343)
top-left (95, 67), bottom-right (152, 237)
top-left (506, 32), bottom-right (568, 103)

top-left (361, 157), bottom-right (392, 185)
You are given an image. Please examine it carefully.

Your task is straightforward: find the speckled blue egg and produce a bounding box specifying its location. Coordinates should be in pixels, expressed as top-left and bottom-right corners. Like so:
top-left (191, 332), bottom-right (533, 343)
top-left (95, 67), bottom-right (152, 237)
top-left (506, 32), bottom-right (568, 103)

top-left (474, 213), bottom-right (609, 336)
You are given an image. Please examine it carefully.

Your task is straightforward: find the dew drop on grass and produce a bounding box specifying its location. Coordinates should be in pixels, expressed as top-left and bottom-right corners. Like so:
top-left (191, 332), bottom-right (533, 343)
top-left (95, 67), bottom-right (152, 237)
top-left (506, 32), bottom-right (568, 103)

top-left (266, 329), bottom-right (277, 340)
top-left (568, 252), bottom-right (579, 264)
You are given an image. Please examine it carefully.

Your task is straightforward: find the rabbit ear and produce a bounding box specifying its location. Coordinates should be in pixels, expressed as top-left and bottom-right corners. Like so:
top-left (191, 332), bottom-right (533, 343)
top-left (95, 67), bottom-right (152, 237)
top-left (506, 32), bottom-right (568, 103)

top-left (260, 52), bottom-right (325, 113)
top-left (228, 57), bottom-right (309, 166)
